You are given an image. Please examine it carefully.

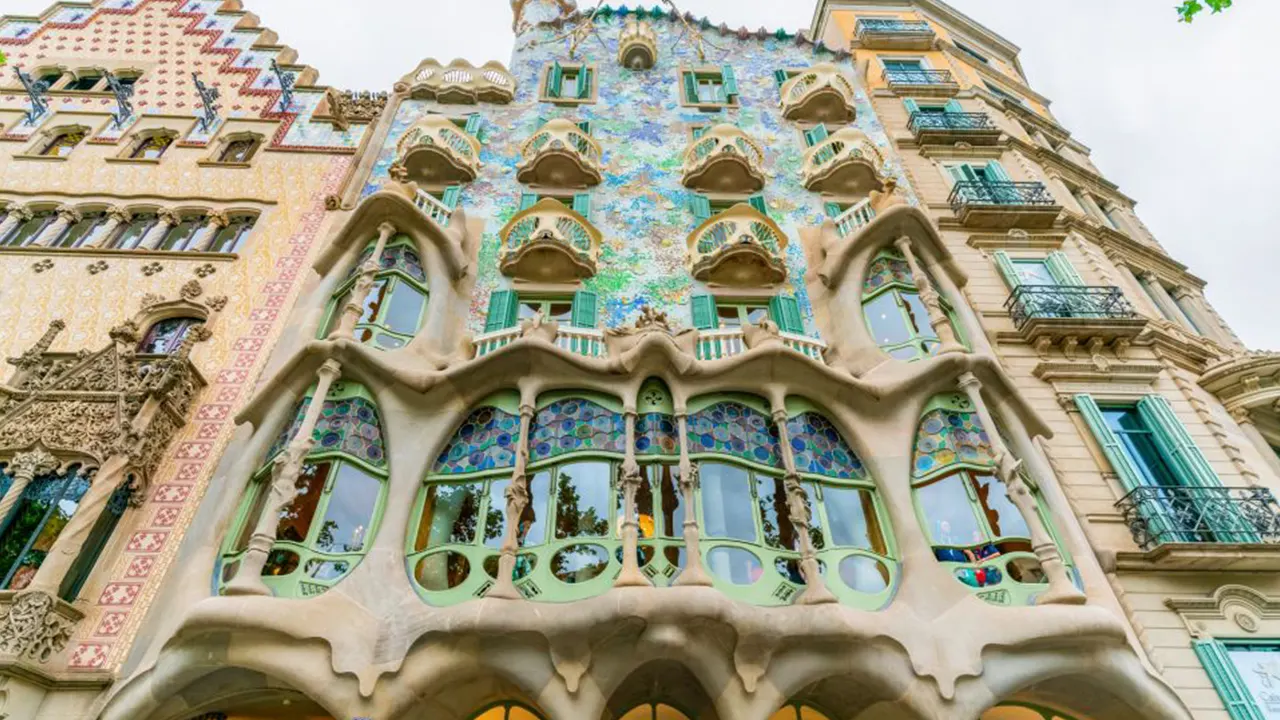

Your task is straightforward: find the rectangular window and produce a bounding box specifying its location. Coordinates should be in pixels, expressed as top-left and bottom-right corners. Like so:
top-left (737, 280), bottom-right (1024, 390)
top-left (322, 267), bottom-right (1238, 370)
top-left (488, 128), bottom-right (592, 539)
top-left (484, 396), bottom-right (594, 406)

top-left (945, 161), bottom-right (1011, 185)
top-left (486, 290), bottom-right (598, 331)
top-left (681, 65), bottom-right (739, 107)
top-left (518, 191), bottom-right (592, 219)
top-left (690, 294), bottom-right (806, 335)
top-left (541, 61), bottom-right (595, 103)
top-left (882, 58), bottom-right (925, 72)
top-left (688, 194), bottom-right (768, 223)
top-left (984, 80), bottom-right (1024, 106)
top-left (993, 250), bottom-right (1084, 289)
top-left (953, 40), bottom-right (990, 64)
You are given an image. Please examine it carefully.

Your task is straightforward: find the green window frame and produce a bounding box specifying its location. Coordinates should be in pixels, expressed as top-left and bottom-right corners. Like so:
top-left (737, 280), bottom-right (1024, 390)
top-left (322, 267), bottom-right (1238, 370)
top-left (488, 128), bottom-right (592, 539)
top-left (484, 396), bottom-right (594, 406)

top-left (861, 248), bottom-right (960, 362)
top-left (688, 293), bottom-right (806, 335)
top-left (681, 65), bottom-right (739, 106)
top-left (543, 61), bottom-right (594, 102)
top-left (688, 193), bottom-right (768, 224)
top-left (517, 191), bottom-right (592, 219)
top-left (217, 381), bottom-right (389, 598)
top-left (483, 290), bottom-right (599, 332)
top-left (1196, 638), bottom-right (1276, 720)
top-left (993, 250), bottom-right (1085, 289)
top-left (320, 235), bottom-right (430, 351)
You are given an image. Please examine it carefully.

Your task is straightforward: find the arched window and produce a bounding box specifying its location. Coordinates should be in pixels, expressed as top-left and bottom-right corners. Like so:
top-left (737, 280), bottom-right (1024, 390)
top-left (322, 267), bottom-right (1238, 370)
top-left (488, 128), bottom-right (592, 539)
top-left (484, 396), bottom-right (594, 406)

top-left (127, 131), bottom-right (175, 160)
top-left (470, 703), bottom-right (545, 720)
top-left (217, 135), bottom-right (261, 164)
top-left (619, 704), bottom-right (693, 720)
top-left (52, 210), bottom-right (110, 248)
top-left (322, 235), bottom-right (429, 350)
top-left (861, 248), bottom-right (959, 362)
top-left (911, 393), bottom-right (1070, 606)
top-left (39, 128), bottom-right (87, 157)
top-left (158, 212), bottom-right (207, 251)
top-left (219, 381), bottom-right (388, 597)
top-left (769, 704), bottom-right (834, 720)
top-left (138, 317), bottom-right (205, 354)
top-left (209, 212), bottom-right (257, 253)
top-left (691, 396), bottom-right (894, 607)
top-left (0, 464), bottom-right (93, 593)
top-left (1, 209), bottom-right (55, 247)
top-left (110, 211), bottom-right (158, 249)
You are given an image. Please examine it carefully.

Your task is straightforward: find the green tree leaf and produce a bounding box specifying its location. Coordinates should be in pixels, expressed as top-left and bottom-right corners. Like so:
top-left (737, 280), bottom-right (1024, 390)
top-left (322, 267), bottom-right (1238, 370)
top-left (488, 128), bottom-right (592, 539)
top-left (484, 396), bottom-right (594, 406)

top-left (1178, 0), bottom-right (1233, 22)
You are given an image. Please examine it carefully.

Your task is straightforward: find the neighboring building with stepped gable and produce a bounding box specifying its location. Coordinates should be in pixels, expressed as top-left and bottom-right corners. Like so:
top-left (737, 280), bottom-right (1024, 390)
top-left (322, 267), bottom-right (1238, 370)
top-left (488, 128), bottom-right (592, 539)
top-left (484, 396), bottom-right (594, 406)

top-left (0, 0), bottom-right (1276, 718)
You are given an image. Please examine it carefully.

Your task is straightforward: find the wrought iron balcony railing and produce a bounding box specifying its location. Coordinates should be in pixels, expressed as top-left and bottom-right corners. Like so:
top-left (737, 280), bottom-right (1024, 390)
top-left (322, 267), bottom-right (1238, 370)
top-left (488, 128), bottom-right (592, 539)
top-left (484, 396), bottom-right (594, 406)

top-left (948, 181), bottom-right (1056, 211)
top-left (908, 112), bottom-right (998, 134)
top-left (1116, 486), bottom-right (1280, 551)
top-left (884, 69), bottom-right (955, 86)
top-left (1005, 285), bottom-right (1137, 330)
top-left (856, 19), bottom-right (935, 48)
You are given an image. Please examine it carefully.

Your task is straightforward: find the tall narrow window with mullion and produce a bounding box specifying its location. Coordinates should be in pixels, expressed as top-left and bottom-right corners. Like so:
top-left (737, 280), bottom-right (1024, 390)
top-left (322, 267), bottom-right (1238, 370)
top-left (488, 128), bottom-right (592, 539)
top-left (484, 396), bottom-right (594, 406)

top-left (861, 248), bottom-right (953, 362)
top-left (323, 237), bottom-right (430, 350)
top-left (52, 211), bottom-right (109, 248)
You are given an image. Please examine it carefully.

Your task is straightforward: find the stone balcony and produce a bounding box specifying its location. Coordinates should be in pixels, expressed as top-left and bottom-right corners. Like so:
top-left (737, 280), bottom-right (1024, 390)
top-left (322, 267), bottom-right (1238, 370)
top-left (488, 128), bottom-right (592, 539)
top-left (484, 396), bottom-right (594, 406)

top-left (948, 181), bottom-right (1061, 229)
top-left (516, 119), bottom-right (603, 188)
top-left (1005, 285), bottom-right (1146, 360)
top-left (681, 124), bottom-right (767, 194)
top-left (855, 18), bottom-right (936, 50)
top-left (883, 69), bottom-right (959, 96)
top-left (908, 111), bottom-right (1002, 146)
top-left (393, 115), bottom-right (482, 185)
top-left (779, 63), bottom-right (857, 124)
top-left (403, 58), bottom-right (516, 104)
top-left (1114, 485), bottom-right (1280, 571)
top-left (498, 198), bottom-right (601, 282)
top-left (801, 127), bottom-right (886, 194)
top-left (686, 203), bottom-right (789, 286)
top-left (413, 188), bottom-right (457, 227)
top-left (617, 18), bottom-right (657, 70)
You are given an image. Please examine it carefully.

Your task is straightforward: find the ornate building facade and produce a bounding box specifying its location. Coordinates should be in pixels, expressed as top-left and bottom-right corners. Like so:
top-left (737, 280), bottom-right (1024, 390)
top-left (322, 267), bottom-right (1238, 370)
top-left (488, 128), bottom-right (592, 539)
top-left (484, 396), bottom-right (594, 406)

top-left (0, 0), bottom-right (1274, 719)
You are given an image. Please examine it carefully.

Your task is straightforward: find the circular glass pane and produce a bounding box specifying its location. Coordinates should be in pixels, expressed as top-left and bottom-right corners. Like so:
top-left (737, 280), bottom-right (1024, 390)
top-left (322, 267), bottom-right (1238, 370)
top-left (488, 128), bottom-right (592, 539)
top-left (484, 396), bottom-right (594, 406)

top-left (374, 333), bottom-right (407, 349)
top-left (707, 546), bottom-right (763, 586)
top-left (839, 555), bottom-right (890, 594)
top-left (305, 558), bottom-right (351, 581)
top-left (481, 552), bottom-right (538, 581)
top-left (415, 551), bottom-right (471, 591)
top-left (551, 544), bottom-right (610, 584)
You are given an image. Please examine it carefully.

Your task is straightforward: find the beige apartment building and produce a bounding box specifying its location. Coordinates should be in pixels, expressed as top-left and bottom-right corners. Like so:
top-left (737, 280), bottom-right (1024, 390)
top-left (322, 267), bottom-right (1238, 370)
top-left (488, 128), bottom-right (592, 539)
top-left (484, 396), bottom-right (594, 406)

top-left (0, 0), bottom-right (1274, 719)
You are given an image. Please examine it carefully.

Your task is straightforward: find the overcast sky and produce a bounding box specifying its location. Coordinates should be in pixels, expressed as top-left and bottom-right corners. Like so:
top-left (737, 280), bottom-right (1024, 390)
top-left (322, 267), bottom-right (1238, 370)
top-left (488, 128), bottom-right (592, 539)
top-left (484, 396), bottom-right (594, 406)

top-left (9, 0), bottom-right (1278, 349)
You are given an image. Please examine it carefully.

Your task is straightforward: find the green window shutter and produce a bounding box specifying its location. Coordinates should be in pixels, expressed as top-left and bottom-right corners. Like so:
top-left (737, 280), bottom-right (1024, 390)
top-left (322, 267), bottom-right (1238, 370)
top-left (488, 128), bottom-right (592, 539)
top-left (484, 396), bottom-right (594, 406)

top-left (768, 295), bottom-right (805, 334)
top-left (803, 123), bottom-right (829, 147)
top-left (944, 99), bottom-right (964, 114)
top-left (902, 98), bottom-right (921, 115)
top-left (984, 160), bottom-right (1012, 182)
top-left (1136, 394), bottom-right (1221, 487)
top-left (1193, 640), bottom-right (1265, 720)
top-left (690, 294), bottom-right (719, 330)
top-left (774, 69), bottom-right (790, 88)
top-left (691, 125), bottom-right (708, 140)
top-left (572, 193), bottom-right (592, 218)
top-left (689, 194), bottom-right (712, 223)
top-left (683, 72), bottom-right (699, 103)
top-left (747, 194), bottom-right (768, 215)
top-left (547, 61), bottom-right (564, 97)
top-left (1073, 394), bottom-right (1147, 493)
top-left (721, 65), bottom-right (739, 99)
top-left (1046, 251), bottom-right (1085, 286)
top-left (463, 114), bottom-right (482, 135)
top-left (577, 67), bottom-right (593, 99)
top-left (441, 185), bottom-right (462, 210)
top-left (484, 289), bottom-right (519, 332)
top-left (945, 164), bottom-right (975, 185)
top-left (992, 250), bottom-right (1021, 290)
top-left (519, 192), bottom-right (539, 211)
top-left (576, 120), bottom-right (592, 134)
top-left (824, 202), bottom-right (843, 219)
top-left (571, 290), bottom-right (599, 328)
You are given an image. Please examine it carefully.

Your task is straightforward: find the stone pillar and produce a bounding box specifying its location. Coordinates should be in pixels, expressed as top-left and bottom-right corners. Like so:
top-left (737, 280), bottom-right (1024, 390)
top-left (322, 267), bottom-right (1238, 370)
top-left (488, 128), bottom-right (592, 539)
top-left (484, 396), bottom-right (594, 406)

top-left (0, 448), bottom-right (60, 527)
top-left (138, 209), bottom-right (179, 251)
top-left (957, 372), bottom-right (1085, 605)
top-left (672, 412), bottom-right (712, 587)
top-left (84, 208), bottom-right (130, 249)
top-left (1232, 408), bottom-right (1280, 481)
top-left (32, 207), bottom-right (79, 247)
top-left (224, 359), bottom-right (343, 596)
top-left (1139, 272), bottom-right (1194, 331)
top-left (771, 406), bottom-right (835, 604)
top-left (190, 212), bottom-right (229, 253)
top-left (331, 222), bottom-right (396, 340)
top-left (26, 455), bottom-right (130, 596)
top-left (1172, 286), bottom-right (1229, 345)
top-left (615, 409), bottom-right (651, 587)
top-left (0, 207), bottom-right (32, 244)
top-left (487, 402), bottom-right (535, 600)
top-left (1076, 190), bottom-right (1109, 225)
top-left (1043, 173), bottom-right (1083, 214)
top-left (894, 236), bottom-right (964, 354)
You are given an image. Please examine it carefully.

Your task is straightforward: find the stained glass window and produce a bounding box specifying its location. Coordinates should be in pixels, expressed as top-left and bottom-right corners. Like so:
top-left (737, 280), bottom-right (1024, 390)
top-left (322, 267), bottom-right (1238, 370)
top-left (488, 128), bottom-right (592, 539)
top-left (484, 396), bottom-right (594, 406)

top-left (265, 393), bottom-right (390, 469)
top-left (432, 405), bottom-right (521, 475)
top-left (861, 248), bottom-right (956, 362)
top-left (40, 129), bottom-right (86, 157)
top-left (687, 402), bottom-right (780, 467)
top-left (635, 413), bottom-right (678, 456)
top-left (0, 465), bottom-right (93, 593)
top-left (911, 407), bottom-right (997, 479)
top-left (529, 398), bottom-right (626, 461)
top-left (138, 316), bottom-right (204, 354)
top-left (129, 133), bottom-right (173, 160)
top-left (324, 238), bottom-right (429, 350)
top-left (786, 412), bottom-right (865, 479)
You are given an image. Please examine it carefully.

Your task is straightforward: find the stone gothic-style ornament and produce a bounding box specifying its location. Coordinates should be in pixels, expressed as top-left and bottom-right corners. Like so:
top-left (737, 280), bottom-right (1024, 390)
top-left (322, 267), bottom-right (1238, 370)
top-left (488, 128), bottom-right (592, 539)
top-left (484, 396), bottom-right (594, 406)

top-left (0, 591), bottom-right (75, 664)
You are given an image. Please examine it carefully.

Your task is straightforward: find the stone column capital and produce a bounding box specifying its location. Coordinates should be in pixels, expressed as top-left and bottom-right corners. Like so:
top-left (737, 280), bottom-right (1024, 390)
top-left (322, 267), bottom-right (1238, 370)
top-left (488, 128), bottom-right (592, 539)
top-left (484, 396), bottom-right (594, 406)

top-left (7, 206), bottom-right (33, 222)
top-left (106, 207), bottom-right (132, 223)
top-left (155, 208), bottom-right (181, 225)
top-left (206, 211), bottom-right (230, 228)
top-left (377, 221), bottom-right (398, 240)
top-left (55, 207), bottom-right (81, 224)
top-left (1170, 285), bottom-right (1196, 301)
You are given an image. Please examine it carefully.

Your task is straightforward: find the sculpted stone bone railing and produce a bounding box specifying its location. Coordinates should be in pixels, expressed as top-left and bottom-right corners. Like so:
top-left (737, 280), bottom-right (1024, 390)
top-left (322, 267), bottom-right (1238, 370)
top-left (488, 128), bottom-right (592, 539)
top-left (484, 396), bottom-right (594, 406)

top-left (401, 58), bottom-right (516, 104)
top-left (516, 118), bottom-right (603, 188)
top-left (681, 124), bottom-right (767, 194)
top-left (617, 18), bottom-right (658, 70)
top-left (392, 115), bottom-right (482, 185)
top-left (498, 198), bottom-right (602, 282)
top-left (686, 203), bottom-right (789, 286)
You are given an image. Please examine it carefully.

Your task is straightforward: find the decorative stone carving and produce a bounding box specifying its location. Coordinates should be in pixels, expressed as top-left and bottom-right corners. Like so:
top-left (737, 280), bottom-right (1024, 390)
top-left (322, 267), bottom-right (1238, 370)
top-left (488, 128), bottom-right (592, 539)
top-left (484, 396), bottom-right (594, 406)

top-left (0, 592), bottom-right (76, 664)
top-left (742, 318), bottom-right (784, 350)
top-left (604, 305), bottom-right (699, 361)
top-left (519, 311), bottom-right (559, 345)
top-left (322, 88), bottom-right (388, 131)
top-left (87, 260), bottom-right (109, 275)
top-left (31, 259), bottom-right (53, 275)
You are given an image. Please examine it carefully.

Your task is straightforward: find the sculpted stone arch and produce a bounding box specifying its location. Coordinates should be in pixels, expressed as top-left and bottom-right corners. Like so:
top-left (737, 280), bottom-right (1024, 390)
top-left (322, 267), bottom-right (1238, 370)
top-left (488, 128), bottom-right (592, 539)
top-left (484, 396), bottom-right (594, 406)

top-left (601, 660), bottom-right (719, 720)
top-left (118, 663), bottom-right (341, 720)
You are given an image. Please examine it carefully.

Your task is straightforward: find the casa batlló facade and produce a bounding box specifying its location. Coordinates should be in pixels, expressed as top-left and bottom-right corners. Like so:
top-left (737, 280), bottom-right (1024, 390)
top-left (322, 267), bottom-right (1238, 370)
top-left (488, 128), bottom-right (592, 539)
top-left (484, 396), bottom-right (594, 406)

top-left (0, 0), bottom-right (1276, 719)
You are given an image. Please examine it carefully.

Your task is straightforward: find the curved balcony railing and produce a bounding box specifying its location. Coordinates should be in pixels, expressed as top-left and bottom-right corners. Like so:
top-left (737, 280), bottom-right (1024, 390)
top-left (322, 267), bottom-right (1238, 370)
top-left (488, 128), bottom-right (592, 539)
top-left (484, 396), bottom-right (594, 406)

top-left (407, 59), bottom-right (516, 104)
top-left (695, 328), bottom-right (827, 363)
top-left (687, 204), bottom-right (789, 286)
top-left (833, 198), bottom-right (876, 238)
top-left (414, 188), bottom-right (456, 227)
top-left (948, 181), bottom-right (1056, 211)
top-left (394, 115), bottom-right (481, 184)
top-left (618, 18), bottom-right (658, 70)
top-left (1116, 486), bottom-right (1280, 551)
top-left (681, 124), bottom-right (767, 194)
top-left (856, 18), bottom-right (934, 49)
top-left (780, 63), bottom-right (857, 123)
top-left (498, 198), bottom-right (601, 282)
top-left (516, 119), bottom-right (603, 188)
top-left (1005, 285), bottom-right (1137, 331)
top-left (801, 127), bottom-right (886, 194)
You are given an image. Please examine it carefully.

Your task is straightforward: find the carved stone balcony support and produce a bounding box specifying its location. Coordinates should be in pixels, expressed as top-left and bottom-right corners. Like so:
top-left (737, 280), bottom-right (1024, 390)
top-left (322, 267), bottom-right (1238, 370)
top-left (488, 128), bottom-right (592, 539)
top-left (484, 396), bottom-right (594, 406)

top-left (400, 58), bottom-right (516, 104)
top-left (855, 18), bottom-right (936, 50)
top-left (392, 116), bottom-right (482, 185)
top-left (516, 119), bottom-right (603, 188)
top-left (618, 18), bottom-right (657, 70)
top-left (948, 181), bottom-right (1061, 229)
top-left (801, 127), bottom-right (886, 194)
top-left (780, 63), bottom-right (857, 123)
top-left (908, 111), bottom-right (1002, 146)
top-left (0, 590), bottom-right (83, 672)
top-left (686, 204), bottom-right (789, 287)
top-left (681, 124), bottom-right (767, 194)
top-left (499, 198), bottom-right (602, 282)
